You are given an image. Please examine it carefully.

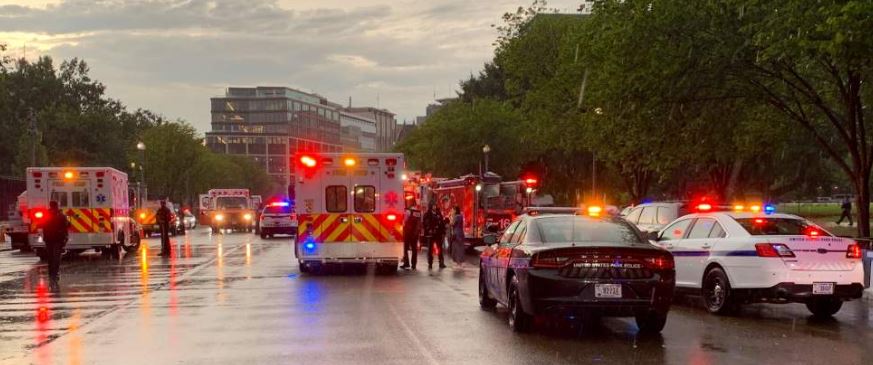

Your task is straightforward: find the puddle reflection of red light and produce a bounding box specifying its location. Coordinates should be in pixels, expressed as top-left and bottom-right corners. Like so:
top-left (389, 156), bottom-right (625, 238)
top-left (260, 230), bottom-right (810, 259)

top-left (169, 248), bottom-right (178, 316)
top-left (35, 278), bottom-right (52, 364)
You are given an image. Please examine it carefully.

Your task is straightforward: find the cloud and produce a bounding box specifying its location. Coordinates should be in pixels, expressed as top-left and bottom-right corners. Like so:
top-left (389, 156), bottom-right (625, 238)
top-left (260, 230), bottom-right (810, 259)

top-left (0, 0), bottom-right (582, 131)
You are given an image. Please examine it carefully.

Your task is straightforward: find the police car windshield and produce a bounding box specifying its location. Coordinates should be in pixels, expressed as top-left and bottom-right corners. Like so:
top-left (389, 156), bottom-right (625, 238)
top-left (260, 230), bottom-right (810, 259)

top-left (536, 216), bottom-right (644, 245)
top-left (264, 205), bottom-right (292, 214)
top-left (216, 197), bottom-right (248, 209)
top-left (735, 218), bottom-right (830, 236)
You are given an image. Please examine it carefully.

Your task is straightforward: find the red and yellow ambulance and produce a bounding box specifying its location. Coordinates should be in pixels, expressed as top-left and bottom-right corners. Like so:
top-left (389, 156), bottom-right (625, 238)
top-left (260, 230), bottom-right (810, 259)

top-left (25, 167), bottom-right (136, 259)
top-left (294, 153), bottom-right (405, 273)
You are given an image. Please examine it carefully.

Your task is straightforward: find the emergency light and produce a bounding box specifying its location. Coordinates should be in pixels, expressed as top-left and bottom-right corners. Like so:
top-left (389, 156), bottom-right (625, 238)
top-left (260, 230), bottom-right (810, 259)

top-left (270, 202), bottom-right (290, 207)
top-left (300, 155), bottom-right (317, 168)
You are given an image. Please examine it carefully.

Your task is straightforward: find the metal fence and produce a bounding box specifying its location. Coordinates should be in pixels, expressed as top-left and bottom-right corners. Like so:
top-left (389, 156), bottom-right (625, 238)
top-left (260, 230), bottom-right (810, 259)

top-left (0, 176), bottom-right (26, 220)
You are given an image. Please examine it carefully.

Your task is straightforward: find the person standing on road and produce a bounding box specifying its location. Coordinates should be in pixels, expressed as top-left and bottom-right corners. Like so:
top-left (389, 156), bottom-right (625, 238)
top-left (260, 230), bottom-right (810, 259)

top-left (836, 197), bottom-right (853, 226)
top-left (423, 203), bottom-right (446, 270)
top-left (43, 201), bottom-right (69, 291)
top-left (177, 207), bottom-right (186, 235)
top-left (156, 200), bottom-right (173, 256)
top-left (450, 206), bottom-right (466, 267)
top-left (401, 205), bottom-right (422, 270)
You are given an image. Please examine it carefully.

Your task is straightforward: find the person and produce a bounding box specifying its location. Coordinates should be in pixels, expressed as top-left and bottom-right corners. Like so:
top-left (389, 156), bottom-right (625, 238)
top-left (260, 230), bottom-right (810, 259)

top-left (43, 201), bottom-right (69, 291)
top-left (450, 206), bottom-right (466, 267)
top-left (836, 197), bottom-right (853, 226)
top-left (423, 203), bottom-right (446, 270)
top-left (177, 208), bottom-right (186, 235)
top-left (156, 200), bottom-right (173, 256)
top-left (401, 205), bottom-right (422, 270)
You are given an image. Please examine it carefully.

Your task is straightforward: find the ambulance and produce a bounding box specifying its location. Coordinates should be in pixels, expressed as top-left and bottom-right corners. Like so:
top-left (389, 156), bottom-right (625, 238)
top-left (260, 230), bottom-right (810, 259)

top-left (25, 167), bottom-right (136, 259)
top-left (294, 153), bottom-right (405, 273)
top-left (134, 199), bottom-right (178, 236)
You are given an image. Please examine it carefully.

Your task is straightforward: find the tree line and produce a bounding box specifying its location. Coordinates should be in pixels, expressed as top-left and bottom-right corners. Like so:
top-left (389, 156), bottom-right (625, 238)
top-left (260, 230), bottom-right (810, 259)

top-left (397, 0), bottom-right (873, 236)
top-left (0, 45), bottom-right (271, 208)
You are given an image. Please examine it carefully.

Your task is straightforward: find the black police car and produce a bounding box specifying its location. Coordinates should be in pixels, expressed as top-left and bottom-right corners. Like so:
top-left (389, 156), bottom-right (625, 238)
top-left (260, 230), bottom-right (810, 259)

top-left (479, 213), bottom-right (675, 333)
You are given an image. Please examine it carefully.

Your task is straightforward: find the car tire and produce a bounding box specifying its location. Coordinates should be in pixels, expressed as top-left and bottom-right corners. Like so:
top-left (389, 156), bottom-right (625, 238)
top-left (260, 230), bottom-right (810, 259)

top-left (508, 275), bottom-right (532, 332)
top-left (635, 311), bottom-right (668, 334)
top-left (260, 233), bottom-right (267, 239)
top-left (299, 261), bottom-right (310, 273)
top-left (806, 298), bottom-right (843, 317)
top-left (123, 233), bottom-right (141, 253)
top-left (479, 267), bottom-right (497, 310)
top-left (702, 267), bottom-right (737, 315)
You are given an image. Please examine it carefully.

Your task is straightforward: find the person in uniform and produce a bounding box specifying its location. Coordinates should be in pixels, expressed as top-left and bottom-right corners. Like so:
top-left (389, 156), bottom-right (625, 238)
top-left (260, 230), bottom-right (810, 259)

top-left (156, 200), bottom-right (173, 256)
top-left (43, 201), bottom-right (69, 291)
top-left (401, 205), bottom-right (422, 270)
top-left (423, 203), bottom-right (446, 270)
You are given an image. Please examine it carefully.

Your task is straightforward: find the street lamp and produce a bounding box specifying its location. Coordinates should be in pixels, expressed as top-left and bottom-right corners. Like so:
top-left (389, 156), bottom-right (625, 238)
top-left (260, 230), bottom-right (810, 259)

top-left (136, 142), bottom-right (146, 205)
top-left (482, 144), bottom-right (491, 175)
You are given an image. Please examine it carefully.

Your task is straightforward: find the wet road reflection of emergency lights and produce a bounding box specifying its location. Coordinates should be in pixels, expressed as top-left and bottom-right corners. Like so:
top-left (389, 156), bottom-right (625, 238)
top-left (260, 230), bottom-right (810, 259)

top-left (139, 244), bottom-right (151, 327)
top-left (34, 278), bottom-right (52, 365)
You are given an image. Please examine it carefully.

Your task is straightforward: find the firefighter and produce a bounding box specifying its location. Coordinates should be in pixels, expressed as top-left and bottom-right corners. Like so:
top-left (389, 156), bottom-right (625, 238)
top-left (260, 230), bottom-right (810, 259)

top-left (156, 200), bottom-right (173, 256)
top-left (43, 200), bottom-right (69, 291)
top-left (423, 203), bottom-right (446, 270)
top-left (401, 205), bottom-right (422, 270)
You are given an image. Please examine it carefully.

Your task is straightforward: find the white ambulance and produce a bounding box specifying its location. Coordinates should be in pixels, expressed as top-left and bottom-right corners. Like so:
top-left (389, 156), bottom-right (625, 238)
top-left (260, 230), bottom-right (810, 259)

top-left (294, 153), bottom-right (405, 274)
top-left (26, 167), bottom-right (136, 259)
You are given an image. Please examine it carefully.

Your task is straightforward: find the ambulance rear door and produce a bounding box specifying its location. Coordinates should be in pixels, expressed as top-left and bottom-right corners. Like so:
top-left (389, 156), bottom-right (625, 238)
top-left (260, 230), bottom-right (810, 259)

top-left (318, 158), bottom-right (352, 243)
top-left (49, 176), bottom-right (95, 243)
top-left (350, 158), bottom-right (381, 243)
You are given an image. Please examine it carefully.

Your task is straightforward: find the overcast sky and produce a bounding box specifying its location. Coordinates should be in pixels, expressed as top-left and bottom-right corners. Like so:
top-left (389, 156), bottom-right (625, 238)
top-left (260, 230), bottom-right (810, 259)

top-left (0, 0), bottom-right (583, 133)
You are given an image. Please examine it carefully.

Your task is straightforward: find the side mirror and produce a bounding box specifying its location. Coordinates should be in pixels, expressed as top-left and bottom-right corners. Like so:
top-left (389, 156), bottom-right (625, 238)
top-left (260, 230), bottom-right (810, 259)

top-left (483, 234), bottom-right (498, 245)
top-left (646, 231), bottom-right (660, 241)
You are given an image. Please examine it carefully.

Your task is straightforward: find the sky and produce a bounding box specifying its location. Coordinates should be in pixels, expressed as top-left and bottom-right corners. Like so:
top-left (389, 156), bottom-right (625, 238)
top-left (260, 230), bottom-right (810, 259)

top-left (0, 0), bottom-right (584, 133)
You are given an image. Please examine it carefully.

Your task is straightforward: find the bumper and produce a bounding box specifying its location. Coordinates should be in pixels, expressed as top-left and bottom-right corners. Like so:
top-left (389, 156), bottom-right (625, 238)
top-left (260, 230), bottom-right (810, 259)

top-left (261, 225), bottom-right (297, 235)
top-left (296, 241), bottom-right (403, 263)
top-left (29, 233), bottom-right (116, 249)
top-left (736, 282), bottom-right (865, 303)
top-left (523, 269), bottom-right (675, 317)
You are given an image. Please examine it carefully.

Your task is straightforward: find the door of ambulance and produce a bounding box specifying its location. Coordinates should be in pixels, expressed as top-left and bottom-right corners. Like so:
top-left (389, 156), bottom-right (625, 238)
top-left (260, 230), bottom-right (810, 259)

top-left (350, 158), bottom-right (382, 243)
top-left (49, 178), bottom-right (94, 244)
top-left (319, 161), bottom-right (352, 243)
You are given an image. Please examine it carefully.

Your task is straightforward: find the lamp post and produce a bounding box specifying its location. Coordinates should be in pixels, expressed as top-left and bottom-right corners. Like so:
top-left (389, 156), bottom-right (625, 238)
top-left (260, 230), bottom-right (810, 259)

top-left (482, 144), bottom-right (491, 175)
top-left (481, 144), bottom-right (491, 231)
top-left (137, 142), bottom-right (146, 203)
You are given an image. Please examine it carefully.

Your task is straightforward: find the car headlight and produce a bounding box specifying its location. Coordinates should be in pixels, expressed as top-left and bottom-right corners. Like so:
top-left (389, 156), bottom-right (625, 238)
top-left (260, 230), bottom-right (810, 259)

top-left (215, 214), bottom-right (224, 222)
top-left (244, 213), bottom-right (252, 221)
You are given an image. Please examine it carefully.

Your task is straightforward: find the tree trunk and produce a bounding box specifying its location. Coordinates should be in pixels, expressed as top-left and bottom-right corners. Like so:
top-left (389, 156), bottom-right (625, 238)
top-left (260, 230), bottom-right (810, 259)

top-left (854, 178), bottom-right (870, 238)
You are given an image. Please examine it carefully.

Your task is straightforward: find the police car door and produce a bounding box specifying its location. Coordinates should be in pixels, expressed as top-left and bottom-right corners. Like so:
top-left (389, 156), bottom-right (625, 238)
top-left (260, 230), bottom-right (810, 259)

top-left (679, 218), bottom-right (721, 287)
top-left (655, 218), bottom-right (694, 287)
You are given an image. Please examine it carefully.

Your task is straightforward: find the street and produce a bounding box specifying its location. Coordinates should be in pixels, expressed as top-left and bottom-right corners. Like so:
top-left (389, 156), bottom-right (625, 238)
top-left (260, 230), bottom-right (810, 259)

top-left (0, 230), bottom-right (870, 365)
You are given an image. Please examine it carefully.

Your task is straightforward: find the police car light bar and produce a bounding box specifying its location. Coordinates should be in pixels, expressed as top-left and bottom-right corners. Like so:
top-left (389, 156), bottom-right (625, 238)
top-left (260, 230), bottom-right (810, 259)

top-left (270, 202), bottom-right (290, 207)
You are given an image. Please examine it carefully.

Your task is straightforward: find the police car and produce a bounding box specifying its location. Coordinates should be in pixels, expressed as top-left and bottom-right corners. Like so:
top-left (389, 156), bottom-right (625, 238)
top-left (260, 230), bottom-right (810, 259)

top-left (649, 204), bottom-right (865, 317)
top-left (259, 201), bottom-right (297, 239)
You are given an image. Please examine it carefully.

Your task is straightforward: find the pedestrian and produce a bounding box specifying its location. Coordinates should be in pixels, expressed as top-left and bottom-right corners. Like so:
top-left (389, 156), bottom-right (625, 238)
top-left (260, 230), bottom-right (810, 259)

top-left (401, 205), bottom-right (422, 270)
top-left (177, 207), bottom-right (186, 235)
top-left (42, 201), bottom-right (69, 291)
top-left (450, 206), bottom-right (466, 267)
top-left (156, 200), bottom-right (173, 256)
top-left (836, 197), bottom-right (853, 226)
top-left (423, 203), bottom-right (446, 270)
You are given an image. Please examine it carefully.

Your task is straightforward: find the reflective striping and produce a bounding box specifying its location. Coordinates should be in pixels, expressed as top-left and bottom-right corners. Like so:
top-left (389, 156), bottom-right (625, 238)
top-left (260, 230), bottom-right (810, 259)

top-left (300, 213), bottom-right (403, 243)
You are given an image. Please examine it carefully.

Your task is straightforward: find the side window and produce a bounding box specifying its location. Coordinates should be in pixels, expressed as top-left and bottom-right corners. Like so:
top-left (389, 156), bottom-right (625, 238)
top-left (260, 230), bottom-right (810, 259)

top-left (625, 207), bottom-right (643, 224)
top-left (656, 207), bottom-right (673, 225)
top-left (661, 219), bottom-right (692, 240)
top-left (353, 185), bottom-right (376, 213)
top-left (500, 221), bottom-right (520, 244)
top-left (688, 218), bottom-right (716, 239)
top-left (638, 207), bottom-right (656, 225)
top-left (708, 222), bottom-right (726, 238)
top-left (50, 191), bottom-right (69, 208)
top-left (325, 185), bottom-right (348, 213)
top-left (71, 191), bottom-right (90, 207)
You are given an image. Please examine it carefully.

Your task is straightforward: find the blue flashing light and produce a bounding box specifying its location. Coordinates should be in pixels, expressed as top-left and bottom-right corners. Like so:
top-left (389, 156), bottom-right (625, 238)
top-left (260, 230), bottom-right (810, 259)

top-left (271, 201), bottom-right (290, 207)
top-left (763, 204), bottom-right (776, 214)
top-left (304, 242), bottom-right (316, 250)
top-left (641, 198), bottom-right (653, 204)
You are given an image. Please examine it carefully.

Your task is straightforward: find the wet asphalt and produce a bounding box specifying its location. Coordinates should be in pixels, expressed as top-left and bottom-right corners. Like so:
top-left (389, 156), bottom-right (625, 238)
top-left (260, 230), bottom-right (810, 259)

top-left (0, 230), bottom-right (872, 365)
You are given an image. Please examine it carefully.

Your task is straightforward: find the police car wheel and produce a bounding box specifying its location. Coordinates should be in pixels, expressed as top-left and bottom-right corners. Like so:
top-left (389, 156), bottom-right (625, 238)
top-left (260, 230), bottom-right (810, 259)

top-left (299, 262), bottom-right (310, 273)
top-left (806, 298), bottom-right (843, 317)
top-left (508, 275), bottom-right (532, 332)
top-left (479, 267), bottom-right (497, 310)
top-left (702, 267), bottom-right (736, 315)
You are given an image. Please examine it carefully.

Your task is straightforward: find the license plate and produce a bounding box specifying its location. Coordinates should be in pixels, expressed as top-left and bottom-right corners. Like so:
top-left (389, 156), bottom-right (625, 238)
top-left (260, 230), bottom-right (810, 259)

top-left (594, 284), bottom-right (622, 298)
top-left (812, 282), bottom-right (834, 295)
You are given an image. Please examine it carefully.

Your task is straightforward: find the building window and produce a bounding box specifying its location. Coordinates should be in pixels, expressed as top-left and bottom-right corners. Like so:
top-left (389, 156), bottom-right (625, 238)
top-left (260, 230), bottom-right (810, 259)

top-left (248, 143), bottom-right (266, 154)
top-left (228, 143), bottom-right (246, 154)
top-left (268, 143), bottom-right (285, 155)
top-left (268, 156), bottom-right (287, 174)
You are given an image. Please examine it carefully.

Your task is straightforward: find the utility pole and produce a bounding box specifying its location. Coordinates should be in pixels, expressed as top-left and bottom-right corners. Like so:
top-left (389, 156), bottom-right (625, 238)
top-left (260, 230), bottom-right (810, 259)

top-left (27, 108), bottom-right (37, 166)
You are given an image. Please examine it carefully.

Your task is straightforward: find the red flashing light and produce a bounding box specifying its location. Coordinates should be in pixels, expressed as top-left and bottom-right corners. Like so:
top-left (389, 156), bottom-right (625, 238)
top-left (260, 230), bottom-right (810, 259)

top-left (270, 202), bottom-right (290, 207)
top-left (34, 210), bottom-right (45, 220)
top-left (32, 172), bottom-right (42, 178)
top-left (754, 218), bottom-right (766, 224)
top-left (386, 214), bottom-right (398, 222)
top-left (524, 178), bottom-right (538, 186)
top-left (697, 203), bottom-right (712, 211)
top-left (300, 155), bottom-right (317, 168)
top-left (805, 227), bottom-right (821, 237)
top-left (847, 244), bottom-right (862, 259)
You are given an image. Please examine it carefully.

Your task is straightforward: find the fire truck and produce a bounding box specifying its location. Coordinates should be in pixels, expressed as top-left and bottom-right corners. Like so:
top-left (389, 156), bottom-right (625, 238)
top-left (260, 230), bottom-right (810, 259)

top-left (25, 167), bottom-right (136, 259)
top-left (429, 172), bottom-right (536, 247)
top-left (293, 153), bottom-right (405, 274)
top-left (201, 188), bottom-right (255, 233)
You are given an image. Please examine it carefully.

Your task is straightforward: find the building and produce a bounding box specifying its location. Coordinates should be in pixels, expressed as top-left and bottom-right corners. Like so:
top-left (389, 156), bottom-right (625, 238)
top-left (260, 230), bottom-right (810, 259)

top-left (206, 86), bottom-right (395, 194)
top-left (414, 97), bottom-right (456, 124)
top-left (206, 87), bottom-right (346, 193)
top-left (345, 107), bottom-right (397, 152)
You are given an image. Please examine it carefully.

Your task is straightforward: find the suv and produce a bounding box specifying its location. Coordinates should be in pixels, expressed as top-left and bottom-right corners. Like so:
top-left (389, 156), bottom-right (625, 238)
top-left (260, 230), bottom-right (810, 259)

top-left (623, 202), bottom-right (690, 233)
top-left (259, 202), bottom-right (297, 239)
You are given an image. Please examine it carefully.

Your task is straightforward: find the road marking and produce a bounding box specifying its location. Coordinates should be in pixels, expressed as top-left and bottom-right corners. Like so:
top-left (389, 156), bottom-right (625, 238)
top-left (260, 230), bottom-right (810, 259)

top-left (387, 302), bottom-right (440, 365)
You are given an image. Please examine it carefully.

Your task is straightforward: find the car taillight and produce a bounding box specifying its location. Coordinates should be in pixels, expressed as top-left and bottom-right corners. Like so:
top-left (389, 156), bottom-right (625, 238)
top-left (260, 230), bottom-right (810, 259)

top-left (846, 244), bottom-right (862, 259)
top-left (755, 243), bottom-right (795, 258)
top-left (531, 255), bottom-right (567, 268)
top-left (644, 255), bottom-right (674, 270)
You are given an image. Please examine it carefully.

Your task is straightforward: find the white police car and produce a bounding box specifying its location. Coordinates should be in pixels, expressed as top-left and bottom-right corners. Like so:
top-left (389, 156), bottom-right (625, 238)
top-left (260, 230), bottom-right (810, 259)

top-left (258, 201), bottom-right (297, 239)
top-left (649, 206), bottom-right (865, 317)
